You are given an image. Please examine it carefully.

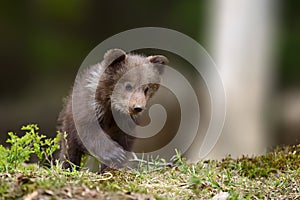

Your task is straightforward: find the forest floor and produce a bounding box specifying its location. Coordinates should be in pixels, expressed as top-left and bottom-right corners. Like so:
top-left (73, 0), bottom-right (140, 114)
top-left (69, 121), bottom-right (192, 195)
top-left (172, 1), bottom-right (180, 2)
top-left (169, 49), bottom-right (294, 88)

top-left (0, 125), bottom-right (299, 199)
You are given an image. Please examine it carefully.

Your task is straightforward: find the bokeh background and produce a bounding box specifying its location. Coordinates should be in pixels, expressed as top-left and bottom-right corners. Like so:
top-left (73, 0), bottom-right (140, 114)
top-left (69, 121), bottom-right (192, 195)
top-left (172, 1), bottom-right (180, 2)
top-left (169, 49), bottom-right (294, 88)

top-left (0, 1), bottom-right (299, 159)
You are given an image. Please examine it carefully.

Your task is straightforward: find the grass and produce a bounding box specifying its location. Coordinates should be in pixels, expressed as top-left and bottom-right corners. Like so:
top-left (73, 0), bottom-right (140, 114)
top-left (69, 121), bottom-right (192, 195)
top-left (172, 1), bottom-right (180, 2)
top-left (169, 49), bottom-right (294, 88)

top-left (0, 125), bottom-right (299, 199)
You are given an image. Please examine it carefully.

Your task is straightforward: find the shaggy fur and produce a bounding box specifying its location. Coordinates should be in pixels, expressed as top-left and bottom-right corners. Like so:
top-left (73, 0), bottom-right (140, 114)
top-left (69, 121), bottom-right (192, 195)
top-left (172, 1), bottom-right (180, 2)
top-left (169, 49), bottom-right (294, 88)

top-left (57, 49), bottom-right (168, 171)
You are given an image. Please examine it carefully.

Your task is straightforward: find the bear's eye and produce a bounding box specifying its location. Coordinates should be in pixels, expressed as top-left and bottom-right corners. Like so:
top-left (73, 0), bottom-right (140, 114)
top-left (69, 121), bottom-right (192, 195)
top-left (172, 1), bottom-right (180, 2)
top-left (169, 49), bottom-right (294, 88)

top-left (144, 86), bottom-right (149, 95)
top-left (125, 83), bottom-right (133, 91)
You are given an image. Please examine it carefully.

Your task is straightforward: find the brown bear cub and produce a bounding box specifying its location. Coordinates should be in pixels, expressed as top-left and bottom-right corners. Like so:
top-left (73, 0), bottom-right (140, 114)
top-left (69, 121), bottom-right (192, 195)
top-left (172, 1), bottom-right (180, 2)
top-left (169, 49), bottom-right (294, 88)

top-left (57, 49), bottom-right (168, 171)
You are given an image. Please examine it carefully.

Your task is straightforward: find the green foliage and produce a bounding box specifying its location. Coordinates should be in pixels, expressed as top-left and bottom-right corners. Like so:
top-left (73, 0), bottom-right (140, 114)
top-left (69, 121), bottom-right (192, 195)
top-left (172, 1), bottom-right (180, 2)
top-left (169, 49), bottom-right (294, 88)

top-left (0, 124), bottom-right (60, 172)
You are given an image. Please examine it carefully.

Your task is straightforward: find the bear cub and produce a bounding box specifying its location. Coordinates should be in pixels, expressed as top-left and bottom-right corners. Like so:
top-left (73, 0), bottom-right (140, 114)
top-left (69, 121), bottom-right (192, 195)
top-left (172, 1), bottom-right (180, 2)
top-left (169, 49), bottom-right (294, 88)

top-left (57, 49), bottom-right (168, 171)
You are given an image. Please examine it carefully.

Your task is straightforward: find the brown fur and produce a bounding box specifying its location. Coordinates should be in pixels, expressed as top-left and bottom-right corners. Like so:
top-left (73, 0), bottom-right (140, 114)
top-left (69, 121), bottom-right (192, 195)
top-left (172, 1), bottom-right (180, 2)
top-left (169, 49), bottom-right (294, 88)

top-left (57, 49), bottom-right (168, 170)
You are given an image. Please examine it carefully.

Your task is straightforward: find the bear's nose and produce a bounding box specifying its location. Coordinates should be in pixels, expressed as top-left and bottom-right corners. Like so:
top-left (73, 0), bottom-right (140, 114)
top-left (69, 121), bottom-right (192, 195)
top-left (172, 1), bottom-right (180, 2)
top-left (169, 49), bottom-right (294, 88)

top-left (133, 105), bottom-right (143, 113)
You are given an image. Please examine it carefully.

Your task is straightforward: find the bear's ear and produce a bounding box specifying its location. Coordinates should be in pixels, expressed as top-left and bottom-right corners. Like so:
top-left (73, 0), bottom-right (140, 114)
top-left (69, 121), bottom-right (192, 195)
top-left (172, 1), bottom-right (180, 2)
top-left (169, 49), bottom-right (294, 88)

top-left (147, 55), bottom-right (169, 75)
top-left (104, 49), bottom-right (126, 66)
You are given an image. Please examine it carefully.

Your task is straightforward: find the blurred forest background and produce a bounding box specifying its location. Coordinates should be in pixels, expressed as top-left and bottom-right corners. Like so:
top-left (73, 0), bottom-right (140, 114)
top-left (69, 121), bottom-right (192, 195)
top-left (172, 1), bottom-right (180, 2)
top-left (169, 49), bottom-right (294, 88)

top-left (0, 1), bottom-right (299, 152)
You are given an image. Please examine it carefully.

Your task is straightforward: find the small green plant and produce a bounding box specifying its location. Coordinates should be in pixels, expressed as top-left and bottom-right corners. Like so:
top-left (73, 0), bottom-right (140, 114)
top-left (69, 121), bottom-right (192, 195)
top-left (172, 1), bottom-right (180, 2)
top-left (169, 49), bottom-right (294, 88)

top-left (170, 149), bottom-right (184, 166)
top-left (0, 124), bottom-right (60, 172)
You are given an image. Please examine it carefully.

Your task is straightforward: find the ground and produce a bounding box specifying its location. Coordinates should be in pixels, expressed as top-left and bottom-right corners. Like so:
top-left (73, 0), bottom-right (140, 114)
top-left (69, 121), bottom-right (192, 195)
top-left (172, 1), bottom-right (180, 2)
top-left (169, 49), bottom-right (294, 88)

top-left (0, 125), bottom-right (299, 199)
top-left (0, 144), bottom-right (299, 200)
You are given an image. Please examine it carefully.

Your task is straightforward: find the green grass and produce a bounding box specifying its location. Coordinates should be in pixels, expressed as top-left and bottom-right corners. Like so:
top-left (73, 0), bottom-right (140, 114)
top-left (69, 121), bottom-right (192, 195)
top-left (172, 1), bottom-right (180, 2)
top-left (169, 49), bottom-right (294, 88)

top-left (0, 125), bottom-right (299, 199)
